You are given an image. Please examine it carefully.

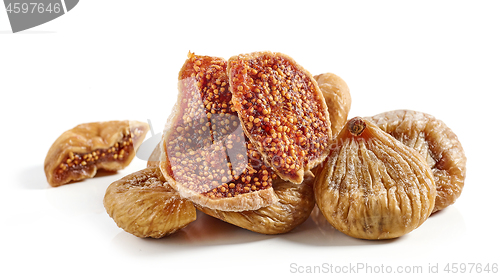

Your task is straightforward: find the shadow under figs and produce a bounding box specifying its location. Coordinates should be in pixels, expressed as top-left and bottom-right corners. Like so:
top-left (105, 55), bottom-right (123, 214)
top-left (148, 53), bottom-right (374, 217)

top-left (111, 205), bottom-right (398, 257)
top-left (111, 210), bottom-right (273, 256)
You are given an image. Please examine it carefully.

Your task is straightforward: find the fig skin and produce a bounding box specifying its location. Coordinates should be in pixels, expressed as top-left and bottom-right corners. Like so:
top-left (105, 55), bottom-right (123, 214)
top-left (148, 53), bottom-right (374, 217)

top-left (314, 73), bottom-right (352, 138)
top-left (366, 110), bottom-right (466, 213)
top-left (197, 172), bottom-right (316, 235)
top-left (104, 167), bottom-right (196, 238)
top-left (314, 117), bottom-right (436, 240)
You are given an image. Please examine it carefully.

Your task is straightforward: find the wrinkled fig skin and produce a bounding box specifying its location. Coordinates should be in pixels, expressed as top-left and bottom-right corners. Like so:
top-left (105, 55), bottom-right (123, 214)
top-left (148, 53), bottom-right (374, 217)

top-left (314, 73), bottom-right (352, 138)
top-left (197, 172), bottom-right (316, 235)
top-left (104, 167), bottom-right (196, 238)
top-left (314, 117), bottom-right (436, 240)
top-left (367, 110), bottom-right (466, 213)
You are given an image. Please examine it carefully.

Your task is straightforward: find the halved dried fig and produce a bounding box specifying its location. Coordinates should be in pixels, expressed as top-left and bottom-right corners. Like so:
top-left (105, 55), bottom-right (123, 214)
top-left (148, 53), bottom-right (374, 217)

top-left (160, 53), bottom-right (278, 212)
top-left (314, 73), bottom-right (351, 138)
top-left (44, 120), bottom-right (149, 187)
top-left (227, 51), bottom-right (332, 184)
top-left (367, 110), bottom-right (466, 213)
top-left (197, 172), bottom-right (315, 235)
top-left (104, 166), bottom-right (196, 238)
top-left (314, 117), bottom-right (436, 239)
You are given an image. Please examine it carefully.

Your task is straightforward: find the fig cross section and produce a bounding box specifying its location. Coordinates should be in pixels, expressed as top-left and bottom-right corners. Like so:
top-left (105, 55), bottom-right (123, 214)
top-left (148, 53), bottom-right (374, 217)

top-left (160, 53), bottom-right (278, 212)
top-left (228, 51), bottom-right (332, 184)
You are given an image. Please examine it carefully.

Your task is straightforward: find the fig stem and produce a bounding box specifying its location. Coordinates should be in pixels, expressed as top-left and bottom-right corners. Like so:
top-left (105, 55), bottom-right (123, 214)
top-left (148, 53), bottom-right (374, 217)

top-left (348, 117), bottom-right (366, 136)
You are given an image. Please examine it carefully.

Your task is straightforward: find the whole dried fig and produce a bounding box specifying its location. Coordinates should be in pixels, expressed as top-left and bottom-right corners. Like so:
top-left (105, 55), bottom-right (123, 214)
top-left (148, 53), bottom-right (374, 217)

top-left (314, 73), bottom-right (351, 138)
top-left (104, 167), bottom-right (196, 238)
top-left (44, 120), bottom-right (149, 187)
top-left (367, 110), bottom-right (466, 213)
top-left (160, 53), bottom-right (278, 212)
top-left (314, 117), bottom-right (436, 239)
top-left (197, 172), bottom-right (315, 235)
top-left (227, 51), bottom-right (333, 184)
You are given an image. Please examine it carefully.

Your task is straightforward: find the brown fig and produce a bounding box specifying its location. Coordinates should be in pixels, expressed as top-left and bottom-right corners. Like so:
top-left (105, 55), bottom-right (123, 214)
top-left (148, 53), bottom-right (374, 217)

top-left (314, 73), bottom-right (352, 138)
top-left (367, 110), bottom-right (466, 213)
top-left (45, 120), bottom-right (149, 187)
top-left (104, 167), bottom-right (196, 238)
top-left (314, 117), bottom-right (436, 239)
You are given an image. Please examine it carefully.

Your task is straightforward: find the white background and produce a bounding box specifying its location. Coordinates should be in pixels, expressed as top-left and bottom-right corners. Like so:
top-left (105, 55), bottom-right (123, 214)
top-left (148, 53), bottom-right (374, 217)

top-left (1, 1), bottom-right (499, 276)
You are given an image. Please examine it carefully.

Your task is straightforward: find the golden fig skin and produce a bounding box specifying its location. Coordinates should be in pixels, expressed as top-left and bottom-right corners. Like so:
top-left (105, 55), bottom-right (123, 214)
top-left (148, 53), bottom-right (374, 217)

top-left (197, 172), bottom-right (315, 235)
top-left (314, 117), bottom-right (436, 240)
top-left (314, 73), bottom-right (352, 138)
top-left (367, 110), bottom-right (466, 213)
top-left (104, 167), bottom-right (196, 238)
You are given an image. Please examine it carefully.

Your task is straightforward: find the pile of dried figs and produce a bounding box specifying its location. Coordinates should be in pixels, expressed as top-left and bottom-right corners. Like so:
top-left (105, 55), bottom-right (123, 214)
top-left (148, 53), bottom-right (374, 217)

top-left (45, 51), bottom-right (466, 240)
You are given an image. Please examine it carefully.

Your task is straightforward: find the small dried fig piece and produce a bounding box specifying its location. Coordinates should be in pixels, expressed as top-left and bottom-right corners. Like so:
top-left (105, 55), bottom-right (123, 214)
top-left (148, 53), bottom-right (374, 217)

top-left (104, 167), bottom-right (196, 238)
top-left (314, 73), bottom-right (351, 138)
top-left (314, 117), bottom-right (436, 240)
top-left (44, 120), bottom-right (149, 187)
top-left (367, 110), bottom-right (466, 213)
top-left (227, 51), bottom-right (333, 184)
top-left (197, 172), bottom-right (315, 235)
top-left (160, 53), bottom-right (278, 212)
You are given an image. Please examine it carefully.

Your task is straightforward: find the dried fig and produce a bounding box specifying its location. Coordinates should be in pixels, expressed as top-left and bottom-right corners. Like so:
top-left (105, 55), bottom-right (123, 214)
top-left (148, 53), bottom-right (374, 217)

top-left (104, 167), bottom-right (196, 238)
top-left (44, 120), bottom-right (149, 187)
top-left (227, 51), bottom-right (332, 184)
top-left (160, 53), bottom-right (278, 212)
top-left (197, 172), bottom-right (315, 235)
top-left (367, 110), bottom-right (466, 213)
top-left (314, 117), bottom-right (436, 239)
top-left (314, 73), bottom-right (351, 138)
